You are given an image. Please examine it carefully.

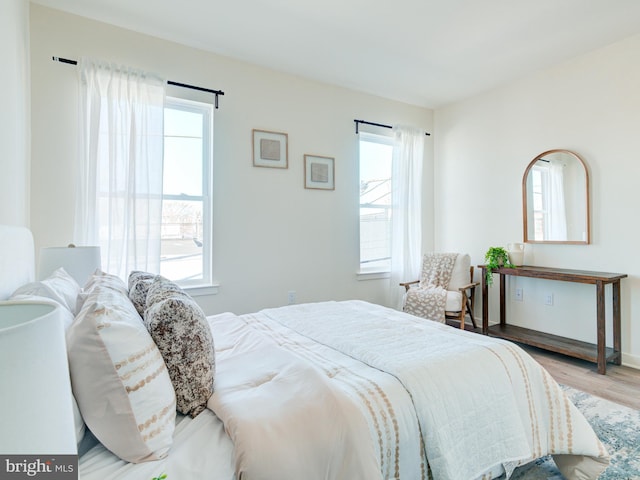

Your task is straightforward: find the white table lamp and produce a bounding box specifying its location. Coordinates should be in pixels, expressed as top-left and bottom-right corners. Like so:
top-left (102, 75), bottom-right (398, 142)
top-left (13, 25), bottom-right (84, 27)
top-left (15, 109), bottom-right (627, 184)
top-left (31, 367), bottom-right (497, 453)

top-left (38, 245), bottom-right (101, 287)
top-left (0, 301), bottom-right (77, 454)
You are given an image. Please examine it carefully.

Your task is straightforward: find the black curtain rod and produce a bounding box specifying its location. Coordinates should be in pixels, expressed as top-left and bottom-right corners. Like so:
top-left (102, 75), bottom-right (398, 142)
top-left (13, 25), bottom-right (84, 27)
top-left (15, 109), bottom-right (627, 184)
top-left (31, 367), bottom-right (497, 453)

top-left (354, 119), bottom-right (431, 136)
top-left (52, 56), bottom-right (225, 109)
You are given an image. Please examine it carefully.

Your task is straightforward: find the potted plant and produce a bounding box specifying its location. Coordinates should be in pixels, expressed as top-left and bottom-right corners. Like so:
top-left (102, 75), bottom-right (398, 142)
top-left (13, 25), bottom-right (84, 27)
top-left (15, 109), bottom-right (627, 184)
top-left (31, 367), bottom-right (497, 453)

top-left (484, 246), bottom-right (515, 286)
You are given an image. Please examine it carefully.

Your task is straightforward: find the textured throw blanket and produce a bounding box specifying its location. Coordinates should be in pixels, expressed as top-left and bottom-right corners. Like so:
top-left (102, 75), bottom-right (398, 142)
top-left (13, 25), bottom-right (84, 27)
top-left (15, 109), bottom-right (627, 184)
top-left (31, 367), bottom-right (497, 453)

top-left (404, 252), bottom-right (458, 323)
top-left (259, 301), bottom-right (609, 480)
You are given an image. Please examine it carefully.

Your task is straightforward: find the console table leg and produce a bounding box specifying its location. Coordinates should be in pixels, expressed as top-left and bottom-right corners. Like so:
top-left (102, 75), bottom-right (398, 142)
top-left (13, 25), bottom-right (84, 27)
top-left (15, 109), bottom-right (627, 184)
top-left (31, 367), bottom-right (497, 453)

top-left (596, 280), bottom-right (606, 375)
top-left (499, 273), bottom-right (506, 327)
top-left (613, 280), bottom-right (622, 365)
top-left (482, 272), bottom-right (489, 335)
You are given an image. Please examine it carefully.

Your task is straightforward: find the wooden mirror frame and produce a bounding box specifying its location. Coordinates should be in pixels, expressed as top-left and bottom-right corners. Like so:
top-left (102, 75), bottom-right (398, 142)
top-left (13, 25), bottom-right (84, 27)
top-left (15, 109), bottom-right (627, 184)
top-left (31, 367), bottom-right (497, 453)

top-left (522, 149), bottom-right (590, 244)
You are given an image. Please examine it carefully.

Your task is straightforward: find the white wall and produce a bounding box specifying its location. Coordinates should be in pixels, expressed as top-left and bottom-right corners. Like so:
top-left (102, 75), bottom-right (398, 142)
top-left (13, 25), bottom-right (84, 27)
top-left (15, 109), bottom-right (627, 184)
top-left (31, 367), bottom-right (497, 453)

top-left (29, 5), bottom-right (434, 314)
top-left (435, 34), bottom-right (640, 368)
top-left (27, 4), bottom-right (640, 368)
top-left (0, 0), bottom-right (30, 227)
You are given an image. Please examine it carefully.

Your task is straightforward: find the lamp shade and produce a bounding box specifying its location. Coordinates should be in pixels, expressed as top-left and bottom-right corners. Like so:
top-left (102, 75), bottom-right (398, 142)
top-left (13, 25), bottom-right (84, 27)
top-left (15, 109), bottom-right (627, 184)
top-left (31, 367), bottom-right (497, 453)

top-left (38, 245), bottom-right (101, 287)
top-left (0, 301), bottom-right (76, 454)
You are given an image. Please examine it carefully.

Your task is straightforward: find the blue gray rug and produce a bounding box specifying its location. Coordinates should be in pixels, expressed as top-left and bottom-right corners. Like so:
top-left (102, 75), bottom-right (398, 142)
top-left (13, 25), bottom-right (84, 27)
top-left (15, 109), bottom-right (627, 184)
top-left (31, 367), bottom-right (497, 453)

top-left (511, 386), bottom-right (640, 479)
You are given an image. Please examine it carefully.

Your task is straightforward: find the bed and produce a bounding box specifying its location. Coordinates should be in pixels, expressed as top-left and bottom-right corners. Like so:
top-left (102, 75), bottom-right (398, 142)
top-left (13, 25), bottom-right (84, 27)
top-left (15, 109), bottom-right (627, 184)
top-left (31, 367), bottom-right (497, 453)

top-left (0, 225), bottom-right (609, 480)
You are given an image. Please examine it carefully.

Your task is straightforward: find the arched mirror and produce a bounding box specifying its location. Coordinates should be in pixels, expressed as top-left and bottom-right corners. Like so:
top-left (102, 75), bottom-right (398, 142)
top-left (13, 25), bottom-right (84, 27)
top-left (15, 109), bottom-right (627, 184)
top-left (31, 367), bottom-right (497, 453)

top-left (523, 149), bottom-right (590, 244)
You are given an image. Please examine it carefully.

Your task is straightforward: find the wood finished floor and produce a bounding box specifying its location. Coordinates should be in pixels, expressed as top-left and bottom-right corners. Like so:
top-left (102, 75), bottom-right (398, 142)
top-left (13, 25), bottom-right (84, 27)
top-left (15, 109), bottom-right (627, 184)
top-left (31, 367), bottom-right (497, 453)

top-left (522, 345), bottom-right (640, 410)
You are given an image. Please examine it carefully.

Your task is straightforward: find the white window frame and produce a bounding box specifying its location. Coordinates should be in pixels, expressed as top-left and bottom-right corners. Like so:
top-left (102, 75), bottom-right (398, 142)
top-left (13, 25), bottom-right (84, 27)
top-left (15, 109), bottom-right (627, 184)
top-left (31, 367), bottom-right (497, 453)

top-left (162, 96), bottom-right (214, 292)
top-left (358, 131), bottom-right (394, 276)
top-left (530, 163), bottom-right (549, 242)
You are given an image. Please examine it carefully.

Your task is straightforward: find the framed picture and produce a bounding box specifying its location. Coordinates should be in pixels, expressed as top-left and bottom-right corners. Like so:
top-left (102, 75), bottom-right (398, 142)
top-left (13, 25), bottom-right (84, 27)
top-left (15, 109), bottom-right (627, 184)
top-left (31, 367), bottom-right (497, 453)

top-left (304, 155), bottom-right (335, 190)
top-left (252, 129), bottom-right (288, 168)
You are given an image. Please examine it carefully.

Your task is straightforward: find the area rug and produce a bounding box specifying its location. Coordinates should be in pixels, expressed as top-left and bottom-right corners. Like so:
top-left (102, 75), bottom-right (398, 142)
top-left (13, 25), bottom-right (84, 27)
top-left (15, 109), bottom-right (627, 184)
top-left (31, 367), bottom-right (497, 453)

top-left (510, 386), bottom-right (640, 479)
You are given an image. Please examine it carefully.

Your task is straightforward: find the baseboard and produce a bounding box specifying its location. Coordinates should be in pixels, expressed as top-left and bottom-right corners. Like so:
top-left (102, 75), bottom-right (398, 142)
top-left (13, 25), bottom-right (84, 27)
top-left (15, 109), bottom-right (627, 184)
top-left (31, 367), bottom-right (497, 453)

top-left (622, 352), bottom-right (640, 370)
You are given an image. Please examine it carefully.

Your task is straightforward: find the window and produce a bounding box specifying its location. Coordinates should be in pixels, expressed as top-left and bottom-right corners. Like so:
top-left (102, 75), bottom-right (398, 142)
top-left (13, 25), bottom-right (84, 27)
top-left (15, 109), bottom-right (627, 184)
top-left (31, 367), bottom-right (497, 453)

top-left (161, 97), bottom-right (213, 286)
top-left (530, 164), bottom-right (547, 241)
top-left (359, 132), bottom-right (393, 272)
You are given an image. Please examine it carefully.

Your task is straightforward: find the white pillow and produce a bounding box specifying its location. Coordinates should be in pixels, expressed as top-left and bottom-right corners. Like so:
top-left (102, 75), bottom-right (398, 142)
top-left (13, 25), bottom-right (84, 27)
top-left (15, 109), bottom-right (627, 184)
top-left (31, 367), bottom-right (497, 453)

top-left (77, 269), bottom-right (128, 312)
top-left (82, 269), bottom-right (128, 294)
top-left (67, 277), bottom-right (176, 463)
top-left (11, 268), bottom-right (81, 315)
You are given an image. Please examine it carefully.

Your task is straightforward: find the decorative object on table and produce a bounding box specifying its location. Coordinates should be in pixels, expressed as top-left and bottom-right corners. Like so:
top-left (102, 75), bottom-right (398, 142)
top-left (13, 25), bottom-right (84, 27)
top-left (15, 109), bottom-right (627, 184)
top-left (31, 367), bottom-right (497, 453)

top-left (484, 246), bottom-right (514, 286)
top-left (304, 154), bottom-right (335, 190)
top-left (507, 242), bottom-right (525, 266)
top-left (0, 301), bottom-right (77, 454)
top-left (252, 129), bottom-right (288, 168)
top-left (39, 244), bottom-right (102, 286)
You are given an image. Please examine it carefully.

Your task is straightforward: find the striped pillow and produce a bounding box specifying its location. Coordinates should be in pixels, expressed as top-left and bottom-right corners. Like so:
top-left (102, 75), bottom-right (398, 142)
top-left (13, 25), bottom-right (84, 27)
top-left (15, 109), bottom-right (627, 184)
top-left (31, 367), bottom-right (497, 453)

top-left (66, 276), bottom-right (176, 463)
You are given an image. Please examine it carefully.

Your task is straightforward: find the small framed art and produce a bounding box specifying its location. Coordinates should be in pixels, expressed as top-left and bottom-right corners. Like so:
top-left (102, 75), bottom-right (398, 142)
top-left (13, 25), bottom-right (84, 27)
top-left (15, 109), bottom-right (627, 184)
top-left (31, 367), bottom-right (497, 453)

top-left (304, 155), bottom-right (335, 190)
top-left (252, 129), bottom-right (288, 168)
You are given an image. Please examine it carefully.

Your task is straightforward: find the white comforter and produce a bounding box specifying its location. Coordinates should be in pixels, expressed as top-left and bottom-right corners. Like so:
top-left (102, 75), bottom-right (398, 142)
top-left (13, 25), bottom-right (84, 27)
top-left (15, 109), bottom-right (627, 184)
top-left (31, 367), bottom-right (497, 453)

top-left (207, 301), bottom-right (609, 480)
top-left (207, 313), bottom-right (382, 480)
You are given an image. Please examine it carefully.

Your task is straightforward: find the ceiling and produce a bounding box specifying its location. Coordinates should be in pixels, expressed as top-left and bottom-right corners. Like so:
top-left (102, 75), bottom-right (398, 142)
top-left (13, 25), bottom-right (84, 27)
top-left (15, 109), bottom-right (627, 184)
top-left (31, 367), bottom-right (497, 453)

top-left (32, 0), bottom-right (640, 108)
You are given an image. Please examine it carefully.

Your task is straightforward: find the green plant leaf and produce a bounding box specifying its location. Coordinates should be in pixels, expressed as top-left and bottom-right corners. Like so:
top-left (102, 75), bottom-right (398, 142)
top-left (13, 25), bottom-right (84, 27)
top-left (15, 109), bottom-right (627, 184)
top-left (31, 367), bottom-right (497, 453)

top-left (484, 246), bottom-right (515, 286)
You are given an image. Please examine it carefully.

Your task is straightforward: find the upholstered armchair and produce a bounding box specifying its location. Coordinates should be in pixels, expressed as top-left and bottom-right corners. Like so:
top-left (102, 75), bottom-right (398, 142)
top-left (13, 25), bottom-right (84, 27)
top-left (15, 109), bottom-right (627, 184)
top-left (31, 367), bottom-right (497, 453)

top-left (400, 253), bottom-right (479, 330)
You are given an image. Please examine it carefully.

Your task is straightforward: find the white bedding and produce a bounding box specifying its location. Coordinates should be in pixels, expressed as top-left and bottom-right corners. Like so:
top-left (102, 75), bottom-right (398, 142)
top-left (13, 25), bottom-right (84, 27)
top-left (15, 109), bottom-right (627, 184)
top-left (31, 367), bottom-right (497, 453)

top-left (257, 300), bottom-right (609, 479)
top-left (80, 410), bottom-right (235, 480)
top-left (207, 311), bottom-right (424, 480)
top-left (80, 300), bottom-right (608, 480)
top-left (208, 312), bottom-right (382, 480)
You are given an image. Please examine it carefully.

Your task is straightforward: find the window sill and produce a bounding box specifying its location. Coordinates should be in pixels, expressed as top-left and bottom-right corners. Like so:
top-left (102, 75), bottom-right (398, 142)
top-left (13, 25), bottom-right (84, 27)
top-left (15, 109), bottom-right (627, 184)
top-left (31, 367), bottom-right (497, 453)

top-left (356, 270), bottom-right (390, 281)
top-left (183, 284), bottom-right (219, 297)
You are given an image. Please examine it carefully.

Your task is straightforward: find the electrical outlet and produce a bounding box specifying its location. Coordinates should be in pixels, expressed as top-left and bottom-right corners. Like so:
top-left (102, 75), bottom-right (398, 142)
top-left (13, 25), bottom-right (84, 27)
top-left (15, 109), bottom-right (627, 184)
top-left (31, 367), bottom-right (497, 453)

top-left (515, 288), bottom-right (523, 302)
top-left (287, 290), bottom-right (296, 305)
top-left (544, 293), bottom-right (554, 306)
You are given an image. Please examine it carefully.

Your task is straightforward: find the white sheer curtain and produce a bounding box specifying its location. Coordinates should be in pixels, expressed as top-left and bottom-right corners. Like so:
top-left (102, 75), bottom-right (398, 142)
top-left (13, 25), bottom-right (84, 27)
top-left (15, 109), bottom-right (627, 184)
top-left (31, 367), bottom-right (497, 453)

top-left (389, 125), bottom-right (424, 309)
top-left (547, 160), bottom-right (567, 241)
top-left (75, 58), bottom-right (166, 279)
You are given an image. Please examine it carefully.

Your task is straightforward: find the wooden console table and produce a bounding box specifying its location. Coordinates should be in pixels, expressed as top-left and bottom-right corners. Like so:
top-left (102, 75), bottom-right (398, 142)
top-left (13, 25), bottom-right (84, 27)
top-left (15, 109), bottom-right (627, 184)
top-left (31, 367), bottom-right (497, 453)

top-left (479, 265), bottom-right (627, 374)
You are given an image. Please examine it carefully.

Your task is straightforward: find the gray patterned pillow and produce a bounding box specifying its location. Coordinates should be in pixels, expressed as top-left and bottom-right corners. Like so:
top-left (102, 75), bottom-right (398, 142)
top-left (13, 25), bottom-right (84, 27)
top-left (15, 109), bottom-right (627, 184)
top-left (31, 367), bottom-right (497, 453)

top-left (128, 271), bottom-right (157, 317)
top-left (144, 277), bottom-right (215, 417)
top-left (145, 276), bottom-right (184, 307)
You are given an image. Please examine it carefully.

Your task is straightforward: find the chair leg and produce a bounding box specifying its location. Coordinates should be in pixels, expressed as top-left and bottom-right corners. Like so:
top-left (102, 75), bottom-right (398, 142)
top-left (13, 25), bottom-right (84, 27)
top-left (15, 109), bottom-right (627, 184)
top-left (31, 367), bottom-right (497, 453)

top-left (459, 293), bottom-right (467, 330)
top-left (467, 299), bottom-right (477, 329)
